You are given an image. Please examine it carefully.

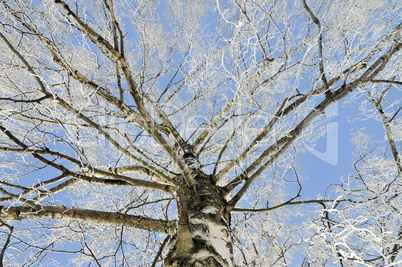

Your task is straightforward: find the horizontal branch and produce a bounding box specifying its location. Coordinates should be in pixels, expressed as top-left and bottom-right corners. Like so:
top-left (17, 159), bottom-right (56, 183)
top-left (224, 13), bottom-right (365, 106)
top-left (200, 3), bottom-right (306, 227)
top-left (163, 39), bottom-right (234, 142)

top-left (0, 95), bottom-right (50, 103)
top-left (74, 173), bottom-right (176, 193)
top-left (0, 144), bottom-right (175, 193)
top-left (232, 199), bottom-right (332, 212)
top-left (0, 205), bottom-right (177, 235)
top-left (53, 0), bottom-right (194, 185)
top-left (232, 198), bottom-right (354, 212)
top-left (192, 45), bottom-right (305, 152)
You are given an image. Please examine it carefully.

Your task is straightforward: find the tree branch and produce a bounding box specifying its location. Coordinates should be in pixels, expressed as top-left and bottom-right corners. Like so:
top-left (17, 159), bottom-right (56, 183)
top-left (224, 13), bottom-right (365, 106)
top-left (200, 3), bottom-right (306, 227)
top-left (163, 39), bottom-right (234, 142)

top-left (365, 89), bottom-right (402, 174)
top-left (301, 0), bottom-right (330, 95)
top-left (0, 220), bottom-right (13, 267)
top-left (0, 206), bottom-right (177, 235)
top-left (192, 50), bottom-right (297, 152)
top-left (53, 0), bottom-right (195, 185)
top-left (232, 199), bottom-right (335, 212)
top-left (0, 95), bottom-right (50, 103)
top-left (215, 95), bottom-right (293, 183)
top-left (151, 235), bottom-right (171, 267)
top-left (369, 79), bottom-right (402, 85)
top-left (0, 28), bottom-right (170, 182)
top-left (227, 40), bottom-right (402, 208)
top-left (0, 127), bottom-right (175, 193)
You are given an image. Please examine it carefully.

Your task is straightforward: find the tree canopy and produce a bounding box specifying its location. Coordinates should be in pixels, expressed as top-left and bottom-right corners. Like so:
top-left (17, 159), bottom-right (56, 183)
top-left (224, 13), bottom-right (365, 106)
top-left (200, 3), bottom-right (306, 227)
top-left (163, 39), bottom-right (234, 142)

top-left (0, 0), bottom-right (401, 266)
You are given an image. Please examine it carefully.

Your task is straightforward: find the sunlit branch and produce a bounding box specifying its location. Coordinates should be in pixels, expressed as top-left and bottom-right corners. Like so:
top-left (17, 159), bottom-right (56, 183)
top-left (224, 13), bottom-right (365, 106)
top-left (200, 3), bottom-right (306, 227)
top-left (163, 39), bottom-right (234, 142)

top-left (110, 165), bottom-right (161, 176)
top-left (0, 95), bottom-right (50, 103)
top-left (235, 1), bottom-right (269, 61)
top-left (39, 98), bottom-right (171, 182)
top-left (33, 178), bottom-right (78, 202)
top-left (365, 90), bottom-right (402, 174)
top-left (2, 1), bottom-right (167, 138)
top-left (279, 22), bottom-right (402, 117)
top-left (213, 98), bottom-right (253, 177)
top-left (158, 47), bottom-right (190, 103)
top-left (0, 146), bottom-right (83, 166)
top-left (192, 46), bottom-right (303, 151)
top-left (213, 58), bottom-right (368, 184)
top-left (227, 136), bottom-right (293, 209)
top-left (390, 226), bottom-right (402, 263)
top-left (227, 41), bottom-right (402, 207)
top-left (301, 0), bottom-right (330, 95)
top-left (215, 95), bottom-right (294, 183)
top-left (104, 0), bottom-right (125, 102)
top-left (27, 174), bottom-right (167, 203)
top-left (142, 93), bottom-right (188, 153)
top-left (161, 40), bottom-right (232, 107)
top-left (0, 31), bottom-right (50, 95)
top-left (53, 0), bottom-right (195, 184)
top-left (389, 107), bottom-right (402, 123)
top-left (280, 62), bottom-right (367, 117)
top-left (216, 60), bottom-right (371, 184)
top-left (0, 180), bottom-right (33, 193)
top-left (0, 206), bottom-right (177, 235)
top-left (78, 221), bottom-right (102, 266)
top-left (232, 199), bottom-right (335, 212)
top-left (151, 235), bottom-right (171, 267)
top-left (0, 174), bottom-right (68, 204)
top-left (118, 131), bottom-right (179, 177)
top-left (193, 90), bottom-right (241, 151)
top-left (197, 114), bottom-right (236, 155)
top-left (62, 172), bottom-right (176, 195)
top-left (0, 28), bottom-right (174, 184)
top-left (0, 124), bottom-right (75, 172)
top-left (0, 125), bottom-right (175, 193)
top-left (49, 102), bottom-right (174, 184)
top-left (0, 219), bottom-right (13, 267)
top-left (369, 79), bottom-right (402, 85)
top-left (0, 187), bottom-right (38, 209)
top-left (0, 145), bottom-right (173, 191)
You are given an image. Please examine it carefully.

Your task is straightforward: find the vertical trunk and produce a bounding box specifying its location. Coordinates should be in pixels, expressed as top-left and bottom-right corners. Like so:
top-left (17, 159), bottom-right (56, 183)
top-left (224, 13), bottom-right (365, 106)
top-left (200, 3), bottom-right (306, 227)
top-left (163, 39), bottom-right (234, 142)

top-left (164, 173), bottom-right (234, 266)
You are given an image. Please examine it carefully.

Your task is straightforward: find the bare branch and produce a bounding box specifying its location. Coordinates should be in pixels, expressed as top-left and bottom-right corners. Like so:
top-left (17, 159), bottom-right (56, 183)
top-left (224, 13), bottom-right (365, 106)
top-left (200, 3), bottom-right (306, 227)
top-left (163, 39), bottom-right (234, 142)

top-left (151, 235), bottom-right (171, 267)
top-left (369, 79), bottom-right (402, 85)
top-left (0, 206), bottom-right (177, 235)
top-left (232, 199), bottom-right (333, 212)
top-left (0, 95), bottom-right (50, 103)
top-left (0, 220), bottom-right (13, 267)
top-left (52, 1), bottom-right (195, 184)
top-left (0, 126), bottom-right (175, 193)
top-left (216, 95), bottom-right (294, 183)
top-left (365, 90), bottom-right (402, 174)
top-left (301, 0), bottom-right (330, 95)
top-left (0, 145), bottom-right (174, 191)
top-left (0, 28), bottom-right (171, 182)
top-left (227, 41), bottom-right (402, 208)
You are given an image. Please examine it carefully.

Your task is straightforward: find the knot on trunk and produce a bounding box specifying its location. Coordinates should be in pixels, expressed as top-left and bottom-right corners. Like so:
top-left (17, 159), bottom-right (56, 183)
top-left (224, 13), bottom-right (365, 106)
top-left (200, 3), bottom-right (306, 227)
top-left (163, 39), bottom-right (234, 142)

top-left (182, 152), bottom-right (201, 170)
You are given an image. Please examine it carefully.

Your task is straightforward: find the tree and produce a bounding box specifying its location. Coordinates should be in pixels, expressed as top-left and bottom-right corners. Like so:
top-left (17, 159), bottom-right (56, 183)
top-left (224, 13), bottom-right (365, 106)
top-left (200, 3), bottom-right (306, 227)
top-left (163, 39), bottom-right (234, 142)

top-left (0, 0), bottom-right (401, 265)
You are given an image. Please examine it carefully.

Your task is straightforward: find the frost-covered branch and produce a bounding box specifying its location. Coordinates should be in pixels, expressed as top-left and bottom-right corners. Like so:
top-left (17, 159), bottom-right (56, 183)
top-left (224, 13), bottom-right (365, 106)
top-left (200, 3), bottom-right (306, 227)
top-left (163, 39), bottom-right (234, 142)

top-left (365, 88), bottom-right (402, 174)
top-left (53, 0), bottom-right (195, 184)
top-left (0, 206), bottom-right (177, 235)
top-left (227, 40), bottom-right (402, 208)
top-left (0, 220), bottom-right (13, 267)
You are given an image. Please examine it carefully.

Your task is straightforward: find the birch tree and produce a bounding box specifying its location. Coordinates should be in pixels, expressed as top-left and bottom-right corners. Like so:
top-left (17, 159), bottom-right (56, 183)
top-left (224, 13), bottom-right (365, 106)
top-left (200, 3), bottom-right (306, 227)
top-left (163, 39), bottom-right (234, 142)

top-left (0, 0), bottom-right (401, 266)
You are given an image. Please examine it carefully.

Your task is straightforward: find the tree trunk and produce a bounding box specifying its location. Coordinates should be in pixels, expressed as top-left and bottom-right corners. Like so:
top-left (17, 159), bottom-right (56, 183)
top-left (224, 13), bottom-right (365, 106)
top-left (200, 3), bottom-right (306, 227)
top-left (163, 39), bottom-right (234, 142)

top-left (164, 173), bottom-right (234, 266)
